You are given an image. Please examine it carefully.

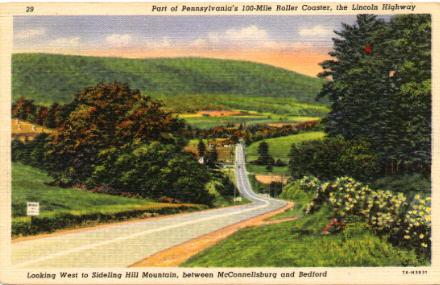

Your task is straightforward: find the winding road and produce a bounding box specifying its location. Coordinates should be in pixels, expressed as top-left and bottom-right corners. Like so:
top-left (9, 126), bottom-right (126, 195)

top-left (11, 144), bottom-right (286, 268)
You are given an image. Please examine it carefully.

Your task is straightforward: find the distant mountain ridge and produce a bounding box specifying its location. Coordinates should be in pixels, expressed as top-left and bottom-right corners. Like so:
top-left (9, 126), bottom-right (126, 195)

top-left (12, 53), bottom-right (324, 105)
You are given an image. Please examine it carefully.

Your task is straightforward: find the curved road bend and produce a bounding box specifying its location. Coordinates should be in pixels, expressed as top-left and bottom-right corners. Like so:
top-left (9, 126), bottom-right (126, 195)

top-left (12, 144), bottom-right (286, 268)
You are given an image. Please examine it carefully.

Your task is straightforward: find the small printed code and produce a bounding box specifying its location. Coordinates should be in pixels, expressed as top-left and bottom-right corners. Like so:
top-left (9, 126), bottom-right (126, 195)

top-left (402, 270), bottom-right (428, 275)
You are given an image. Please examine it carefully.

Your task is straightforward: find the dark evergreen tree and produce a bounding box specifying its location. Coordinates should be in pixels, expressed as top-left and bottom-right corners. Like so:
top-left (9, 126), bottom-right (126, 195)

top-left (257, 141), bottom-right (269, 157)
top-left (206, 145), bottom-right (218, 168)
top-left (197, 139), bottom-right (206, 158)
top-left (318, 14), bottom-right (431, 176)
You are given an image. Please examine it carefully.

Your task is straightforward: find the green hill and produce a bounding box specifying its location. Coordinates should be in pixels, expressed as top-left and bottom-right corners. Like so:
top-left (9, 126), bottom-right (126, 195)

top-left (12, 53), bottom-right (325, 106)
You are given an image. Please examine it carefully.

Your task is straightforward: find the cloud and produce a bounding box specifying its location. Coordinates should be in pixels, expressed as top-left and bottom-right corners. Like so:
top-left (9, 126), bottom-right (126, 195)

top-left (15, 28), bottom-right (45, 39)
top-left (224, 25), bottom-right (269, 42)
top-left (106, 34), bottom-right (132, 46)
top-left (207, 32), bottom-right (220, 44)
top-left (298, 25), bottom-right (333, 37)
top-left (190, 25), bottom-right (269, 49)
top-left (50, 37), bottom-right (80, 47)
top-left (143, 36), bottom-right (172, 49)
top-left (189, 38), bottom-right (207, 48)
top-left (157, 36), bottom-right (171, 48)
top-left (184, 25), bottom-right (317, 52)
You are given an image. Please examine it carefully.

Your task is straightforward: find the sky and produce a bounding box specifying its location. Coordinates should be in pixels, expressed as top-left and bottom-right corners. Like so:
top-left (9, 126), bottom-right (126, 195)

top-left (14, 15), bottom-right (362, 77)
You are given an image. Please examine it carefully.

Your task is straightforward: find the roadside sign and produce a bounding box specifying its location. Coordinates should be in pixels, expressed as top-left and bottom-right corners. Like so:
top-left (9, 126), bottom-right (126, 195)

top-left (26, 202), bottom-right (40, 216)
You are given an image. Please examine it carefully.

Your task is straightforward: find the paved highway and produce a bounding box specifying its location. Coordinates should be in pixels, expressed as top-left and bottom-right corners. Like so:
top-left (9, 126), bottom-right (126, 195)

top-left (12, 144), bottom-right (286, 268)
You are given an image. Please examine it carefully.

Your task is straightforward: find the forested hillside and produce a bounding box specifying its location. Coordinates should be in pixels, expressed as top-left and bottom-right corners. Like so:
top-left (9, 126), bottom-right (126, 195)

top-left (12, 53), bottom-right (324, 105)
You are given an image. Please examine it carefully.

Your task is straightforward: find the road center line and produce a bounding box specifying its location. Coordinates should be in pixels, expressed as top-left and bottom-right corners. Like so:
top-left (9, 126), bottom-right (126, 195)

top-left (15, 144), bottom-right (278, 268)
top-left (15, 198), bottom-right (269, 268)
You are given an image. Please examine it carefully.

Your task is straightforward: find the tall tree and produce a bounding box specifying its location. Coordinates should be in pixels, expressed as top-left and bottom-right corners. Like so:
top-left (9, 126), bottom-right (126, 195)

top-left (386, 15), bottom-right (431, 174)
top-left (12, 97), bottom-right (37, 121)
top-left (257, 141), bottom-right (269, 157)
top-left (318, 15), bottom-right (389, 139)
top-left (318, 14), bottom-right (431, 175)
top-left (197, 139), bottom-right (206, 158)
top-left (46, 82), bottom-right (185, 184)
top-left (206, 145), bottom-right (218, 168)
top-left (35, 106), bottom-right (49, 126)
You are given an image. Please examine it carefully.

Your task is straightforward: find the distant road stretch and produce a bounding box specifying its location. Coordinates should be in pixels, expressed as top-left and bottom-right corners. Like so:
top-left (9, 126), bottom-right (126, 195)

top-left (12, 144), bottom-right (286, 268)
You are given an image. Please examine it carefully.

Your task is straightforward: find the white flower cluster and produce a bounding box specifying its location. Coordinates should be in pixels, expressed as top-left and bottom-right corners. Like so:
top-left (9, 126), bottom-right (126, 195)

top-left (297, 176), bottom-right (431, 253)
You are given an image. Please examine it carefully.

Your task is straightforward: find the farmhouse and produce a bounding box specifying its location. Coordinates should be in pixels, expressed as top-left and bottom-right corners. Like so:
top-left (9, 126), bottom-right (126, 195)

top-left (207, 139), bottom-right (234, 148)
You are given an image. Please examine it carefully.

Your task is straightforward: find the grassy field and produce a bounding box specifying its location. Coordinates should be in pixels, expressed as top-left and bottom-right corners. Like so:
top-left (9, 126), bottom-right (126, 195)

top-left (158, 94), bottom-right (329, 116)
top-left (246, 164), bottom-right (289, 176)
top-left (11, 162), bottom-right (176, 217)
top-left (13, 53), bottom-right (325, 108)
top-left (12, 163), bottom-right (209, 236)
top-left (182, 183), bottom-right (426, 267)
top-left (246, 131), bottom-right (326, 163)
top-left (181, 111), bottom-right (325, 129)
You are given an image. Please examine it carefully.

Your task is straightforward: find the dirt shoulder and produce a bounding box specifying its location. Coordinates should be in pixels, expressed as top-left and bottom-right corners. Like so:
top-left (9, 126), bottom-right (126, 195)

top-left (130, 201), bottom-right (294, 267)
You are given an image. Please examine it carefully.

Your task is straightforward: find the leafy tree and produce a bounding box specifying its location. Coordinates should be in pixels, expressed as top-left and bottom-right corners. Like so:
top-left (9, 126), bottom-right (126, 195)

top-left (46, 82), bottom-right (185, 185)
top-left (11, 133), bottom-right (50, 169)
top-left (91, 141), bottom-right (214, 204)
top-left (12, 97), bottom-right (37, 121)
top-left (11, 138), bottom-right (25, 162)
top-left (28, 133), bottom-right (50, 168)
top-left (46, 103), bottom-right (61, 128)
top-left (385, 15), bottom-right (431, 174)
top-left (269, 182), bottom-right (283, 197)
top-left (35, 106), bottom-right (48, 126)
top-left (288, 136), bottom-right (380, 181)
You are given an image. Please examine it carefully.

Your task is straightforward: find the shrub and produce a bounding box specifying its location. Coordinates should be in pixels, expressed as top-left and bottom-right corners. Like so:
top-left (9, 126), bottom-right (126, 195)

top-left (296, 176), bottom-right (431, 257)
top-left (274, 159), bottom-right (287, 167)
top-left (372, 174), bottom-right (431, 195)
top-left (289, 136), bottom-right (380, 181)
top-left (397, 195), bottom-right (431, 256)
top-left (12, 203), bottom-right (207, 237)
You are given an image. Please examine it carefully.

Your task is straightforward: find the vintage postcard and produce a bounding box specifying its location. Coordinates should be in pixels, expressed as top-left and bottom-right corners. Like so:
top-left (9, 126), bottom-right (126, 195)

top-left (0, 1), bottom-right (439, 284)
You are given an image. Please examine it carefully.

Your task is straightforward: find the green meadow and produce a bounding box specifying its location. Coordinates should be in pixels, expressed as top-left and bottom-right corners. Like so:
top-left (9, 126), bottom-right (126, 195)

top-left (156, 94), bottom-right (329, 116)
top-left (246, 131), bottom-right (326, 162)
top-left (12, 162), bottom-right (208, 236)
top-left (12, 162), bottom-right (155, 218)
top-left (180, 110), bottom-right (324, 129)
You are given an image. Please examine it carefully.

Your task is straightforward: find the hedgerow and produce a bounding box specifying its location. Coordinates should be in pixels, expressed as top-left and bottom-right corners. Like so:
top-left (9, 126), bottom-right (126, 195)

top-left (12, 203), bottom-right (206, 237)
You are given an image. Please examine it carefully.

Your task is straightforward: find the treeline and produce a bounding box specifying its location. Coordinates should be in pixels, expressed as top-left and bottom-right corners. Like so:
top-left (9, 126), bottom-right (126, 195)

top-left (12, 95), bottom-right (320, 149)
top-left (185, 120), bottom-right (319, 145)
top-left (12, 97), bottom-right (75, 128)
top-left (12, 82), bottom-right (235, 206)
top-left (289, 14), bottom-right (431, 184)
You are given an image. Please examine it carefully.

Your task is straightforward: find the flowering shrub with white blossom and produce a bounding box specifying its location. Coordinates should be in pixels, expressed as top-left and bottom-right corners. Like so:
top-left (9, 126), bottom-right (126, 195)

top-left (297, 176), bottom-right (431, 255)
